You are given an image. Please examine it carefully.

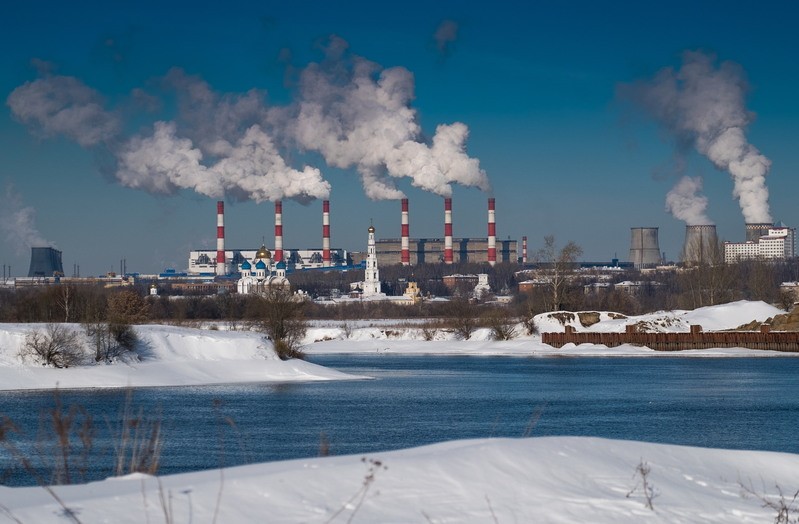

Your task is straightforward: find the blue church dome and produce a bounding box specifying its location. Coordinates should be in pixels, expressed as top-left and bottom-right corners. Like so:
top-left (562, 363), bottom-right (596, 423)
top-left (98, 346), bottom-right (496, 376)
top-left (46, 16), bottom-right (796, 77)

top-left (255, 260), bottom-right (267, 270)
top-left (275, 260), bottom-right (286, 270)
top-left (240, 260), bottom-right (252, 270)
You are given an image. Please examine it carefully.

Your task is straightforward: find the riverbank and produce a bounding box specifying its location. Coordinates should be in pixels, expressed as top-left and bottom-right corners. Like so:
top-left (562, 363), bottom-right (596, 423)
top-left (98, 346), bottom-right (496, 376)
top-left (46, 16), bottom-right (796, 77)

top-left (1, 436), bottom-right (796, 523)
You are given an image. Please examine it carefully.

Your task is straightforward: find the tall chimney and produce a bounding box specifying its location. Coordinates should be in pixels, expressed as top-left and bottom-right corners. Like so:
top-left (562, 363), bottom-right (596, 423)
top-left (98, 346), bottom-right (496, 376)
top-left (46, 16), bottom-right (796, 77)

top-left (444, 197), bottom-right (453, 264)
top-left (274, 200), bottom-right (283, 264)
top-left (322, 199), bottom-right (331, 267)
top-left (216, 201), bottom-right (226, 276)
top-left (487, 198), bottom-right (496, 266)
top-left (522, 236), bottom-right (528, 264)
top-left (401, 198), bottom-right (410, 266)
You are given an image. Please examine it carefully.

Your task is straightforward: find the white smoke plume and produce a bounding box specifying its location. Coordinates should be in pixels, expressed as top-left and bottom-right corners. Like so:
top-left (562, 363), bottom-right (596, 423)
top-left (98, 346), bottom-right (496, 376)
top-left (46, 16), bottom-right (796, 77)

top-left (665, 176), bottom-right (713, 225)
top-left (622, 51), bottom-right (771, 223)
top-left (0, 183), bottom-right (52, 256)
top-left (434, 20), bottom-right (459, 56)
top-left (6, 73), bottom-right (120, 147)
top-left (291, 36), bottom-right (489, 199)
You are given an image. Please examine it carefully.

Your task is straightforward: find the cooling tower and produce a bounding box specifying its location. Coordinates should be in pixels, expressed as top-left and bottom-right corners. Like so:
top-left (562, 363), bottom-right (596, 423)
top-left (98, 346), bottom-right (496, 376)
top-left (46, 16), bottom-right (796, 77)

top-left (745, 222), bottom-right (772, 242)
top-left (683, 225), bottom-right (719, 265)
top-left (629, 227), bottom-right (661, 268)
top-left (28, 247), bottom-right (63, 277)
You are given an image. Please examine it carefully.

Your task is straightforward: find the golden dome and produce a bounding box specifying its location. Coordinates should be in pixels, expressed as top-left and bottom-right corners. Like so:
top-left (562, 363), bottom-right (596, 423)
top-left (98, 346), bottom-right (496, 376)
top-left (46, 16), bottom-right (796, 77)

top-left (255, 244), bottom-right (271, 259)
top-left (368, 225), bottom-right (375, 233)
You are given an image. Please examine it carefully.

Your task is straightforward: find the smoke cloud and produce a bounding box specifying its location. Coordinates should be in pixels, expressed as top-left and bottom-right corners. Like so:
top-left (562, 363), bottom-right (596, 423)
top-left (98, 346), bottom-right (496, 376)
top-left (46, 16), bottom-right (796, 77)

top-left (7, 37), bottom-right (488, 204)
top-left (0, 184), bottom-right (52, 256)
top-left (7, 73), bottom-right (120, 147)
top-left (621, 51), bottom-right (771, 224)
top-left (433, 20), bottom-right (459, 56)
top-left (291, 36), bottom-right (489, 199)
top-left (665, 176), bottom-right (713, 225)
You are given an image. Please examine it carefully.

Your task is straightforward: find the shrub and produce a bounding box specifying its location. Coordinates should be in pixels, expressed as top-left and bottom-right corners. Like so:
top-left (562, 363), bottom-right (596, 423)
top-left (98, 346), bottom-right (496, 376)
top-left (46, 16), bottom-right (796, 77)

top-left (251, 288), bottom-right (308, 360)
top-left (20, 324), bottom-right (85, 368)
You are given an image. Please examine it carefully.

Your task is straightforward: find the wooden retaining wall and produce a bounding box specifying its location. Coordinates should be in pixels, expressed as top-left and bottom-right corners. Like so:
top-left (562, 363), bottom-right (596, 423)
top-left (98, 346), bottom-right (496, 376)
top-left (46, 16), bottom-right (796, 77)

top-left (541, 324), bottom-right (799, 352)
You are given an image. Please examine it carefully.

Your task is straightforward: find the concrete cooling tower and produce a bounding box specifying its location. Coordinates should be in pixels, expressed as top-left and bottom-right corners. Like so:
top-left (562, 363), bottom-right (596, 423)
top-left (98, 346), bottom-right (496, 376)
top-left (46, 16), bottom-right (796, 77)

top-left (683, 225), bottom-right (719, 265)
top-left (745, 223), bottom-right (772, 242)
top-left (28, 247), bottom-right (63, 277)
top-left (629, 227), bottom-right (662, 268)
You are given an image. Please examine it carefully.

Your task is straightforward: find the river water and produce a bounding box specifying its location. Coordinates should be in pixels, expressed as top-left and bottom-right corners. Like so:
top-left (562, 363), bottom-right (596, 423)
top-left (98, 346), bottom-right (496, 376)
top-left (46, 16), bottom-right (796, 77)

top-left (1, 355), bottom-right (798, 486)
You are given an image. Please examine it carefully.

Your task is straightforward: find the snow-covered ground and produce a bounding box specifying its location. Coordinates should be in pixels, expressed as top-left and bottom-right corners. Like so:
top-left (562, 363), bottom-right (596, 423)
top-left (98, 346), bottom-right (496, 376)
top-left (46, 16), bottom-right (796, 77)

top-left (0, 324), bottom-right (361, 391)
top-left (1, 436), bottom-right (797, 523)
top-left (0, 301), bottom-right (793, 391)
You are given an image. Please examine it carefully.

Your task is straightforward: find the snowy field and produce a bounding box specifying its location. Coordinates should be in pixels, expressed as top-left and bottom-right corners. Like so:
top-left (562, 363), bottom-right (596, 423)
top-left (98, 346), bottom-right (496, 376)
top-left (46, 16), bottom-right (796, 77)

top-left (0, 300), bottom-right (793, 391)
top-left (1, 436), bottom-right (797, 523)
top-left (1, 300), bottom-right (798, 522)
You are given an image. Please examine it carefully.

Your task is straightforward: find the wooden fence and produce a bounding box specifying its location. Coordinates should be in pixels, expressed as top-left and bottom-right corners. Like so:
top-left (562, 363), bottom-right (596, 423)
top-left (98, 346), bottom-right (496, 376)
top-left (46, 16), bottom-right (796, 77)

top-left (541, 324), bottom-right (799, 352)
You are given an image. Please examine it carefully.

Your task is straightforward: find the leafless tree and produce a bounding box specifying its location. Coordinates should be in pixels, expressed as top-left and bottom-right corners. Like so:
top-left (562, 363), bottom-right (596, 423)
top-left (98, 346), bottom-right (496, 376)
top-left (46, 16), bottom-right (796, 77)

top-left (250, 287), bottom-right (308, 360)
top-left (535, 235), bottom-right (583, 312)
top-left (20, 324), bottom-right (85, 368)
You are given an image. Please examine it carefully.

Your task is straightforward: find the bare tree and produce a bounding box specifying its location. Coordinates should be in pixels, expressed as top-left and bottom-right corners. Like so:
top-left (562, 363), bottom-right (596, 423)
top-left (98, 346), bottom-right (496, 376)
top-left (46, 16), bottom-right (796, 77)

top-left (20, 324), bottom-right (85, 368)
top-left (447, 297), bottom-right (480, 340)
top-left (250, 287), bottom-right (308, 360)
top-left (535, 235), bottom-right (583, 312)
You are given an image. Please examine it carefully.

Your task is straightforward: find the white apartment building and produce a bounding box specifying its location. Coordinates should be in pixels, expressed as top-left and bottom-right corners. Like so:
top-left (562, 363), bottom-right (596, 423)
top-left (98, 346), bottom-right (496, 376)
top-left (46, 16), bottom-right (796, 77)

top-left (724, 227), bottom-right (796, 263)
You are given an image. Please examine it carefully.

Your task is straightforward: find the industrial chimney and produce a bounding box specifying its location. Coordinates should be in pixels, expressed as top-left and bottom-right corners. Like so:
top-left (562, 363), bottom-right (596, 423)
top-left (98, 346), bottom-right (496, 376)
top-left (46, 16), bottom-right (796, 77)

top-left (274, 200), bottom-right (283, 264)
top-left (629, 227), bottom-right (661, 269)
top-left (401, 198), bottom-right (410, 266)
top-left (216, 201), bottom-right (226, 276)
top-left (683, 225), bottom-right (719, 265)
top-left (444, 197), bottom-right (453, 264)
top-left (322, 200), bottom-right (331, 267)
top-left (745, 222), bottom-right (772, 242)
top-left (487, 198), bottom-right (496, 266)
top-left (522, 236), bottom-right (528, 264)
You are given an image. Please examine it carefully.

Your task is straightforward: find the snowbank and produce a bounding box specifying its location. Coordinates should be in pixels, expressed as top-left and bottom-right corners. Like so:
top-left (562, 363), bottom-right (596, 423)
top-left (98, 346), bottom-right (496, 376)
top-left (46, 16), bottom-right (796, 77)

top-left (1, 436), bottom-right (796, 523)
top-left (0, 324), bottom-right (362, 391)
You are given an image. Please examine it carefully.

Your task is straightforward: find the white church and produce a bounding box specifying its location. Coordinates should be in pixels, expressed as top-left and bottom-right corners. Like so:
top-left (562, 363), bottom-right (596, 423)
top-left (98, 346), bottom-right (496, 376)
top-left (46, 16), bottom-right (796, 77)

top-left (236, 244), bottom-right (290, 295)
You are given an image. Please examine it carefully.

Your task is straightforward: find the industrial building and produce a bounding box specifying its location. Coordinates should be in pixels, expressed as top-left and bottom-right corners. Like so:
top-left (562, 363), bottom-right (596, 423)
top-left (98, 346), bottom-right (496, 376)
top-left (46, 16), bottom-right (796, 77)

top-left (370, 238), bottom-right (518, 265)
top-left (724, 226), bottom-right (796, 263)
top-left (628, 227), bottom-right (662, 269)
top-left (682, 225), bottom-right (719, 265)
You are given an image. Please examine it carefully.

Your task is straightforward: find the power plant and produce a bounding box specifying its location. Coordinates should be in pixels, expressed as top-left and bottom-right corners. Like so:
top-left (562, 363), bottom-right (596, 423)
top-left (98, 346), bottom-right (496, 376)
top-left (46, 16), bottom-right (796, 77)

top-left (28, 247), bottom-right (64, 278)
top-left (745, 223), bottom-right (772, 242)
top-left (188, 196), bottom-right (516, 275)
top-left (628, 227), bottom-right (662, 269)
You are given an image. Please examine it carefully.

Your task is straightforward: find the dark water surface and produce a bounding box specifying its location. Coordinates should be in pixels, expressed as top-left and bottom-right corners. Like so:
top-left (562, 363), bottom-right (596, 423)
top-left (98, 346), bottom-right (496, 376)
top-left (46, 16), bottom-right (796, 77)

top-left (1, 355), bottom-right (798, 486)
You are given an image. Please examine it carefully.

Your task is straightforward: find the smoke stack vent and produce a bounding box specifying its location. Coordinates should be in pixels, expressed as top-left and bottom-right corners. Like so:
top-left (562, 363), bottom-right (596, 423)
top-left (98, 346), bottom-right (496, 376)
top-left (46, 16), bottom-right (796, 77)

top-left (401, 198), bottom-right (410, 266)
top-left (629, 227), bottom-right (661, 269)
top-left (522, 236), bottom-right (528, 264)
top-left (216, 201), bottom-right (226, 276)
top-left (322, 200), bottom-right (331, 267)
top-left (487, 198), bottom-right (496, 266)
top-left (274, 200), bottom-right (283, 264)
top-left (745, 222), bottom-right (772, 242)
top-left (444, 197), bottom-right (453, 264)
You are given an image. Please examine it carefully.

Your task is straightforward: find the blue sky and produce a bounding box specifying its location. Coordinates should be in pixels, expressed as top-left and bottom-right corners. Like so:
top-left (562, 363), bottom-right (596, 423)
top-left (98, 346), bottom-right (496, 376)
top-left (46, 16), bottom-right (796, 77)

top-left (2, 1), bottom-right (799, 276)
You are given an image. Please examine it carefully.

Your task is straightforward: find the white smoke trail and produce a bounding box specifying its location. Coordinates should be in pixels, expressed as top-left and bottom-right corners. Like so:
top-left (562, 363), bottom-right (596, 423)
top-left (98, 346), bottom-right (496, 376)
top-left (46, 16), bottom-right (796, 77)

top-left (622, 51), bottom-right (771, 223)
top-left (0, 184), bottom-right (52, 255)
top-left (291, 36), bottom-right (490, 200)
top-left (665, 176), bottom-right (713, 225)
top-left (6, 73), bottom-right (119, 147)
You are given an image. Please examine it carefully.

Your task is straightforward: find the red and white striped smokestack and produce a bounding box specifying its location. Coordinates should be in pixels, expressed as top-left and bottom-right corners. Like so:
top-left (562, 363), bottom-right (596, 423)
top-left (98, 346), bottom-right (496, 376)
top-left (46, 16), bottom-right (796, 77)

top-left (322, 200), bottom-right (331, 267)
top-left (216, 201), bottom-right (226, 276)
top-left (444, 197), bottom-right (453, 264)
top-left (274, 200), bottom-right (283, 264)
top-left (487, 198), bottom-right (496, 267)
top-left (522, 236), bottom-right (528, 264)
top-left (401, 198), bottom-right (410, 266)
